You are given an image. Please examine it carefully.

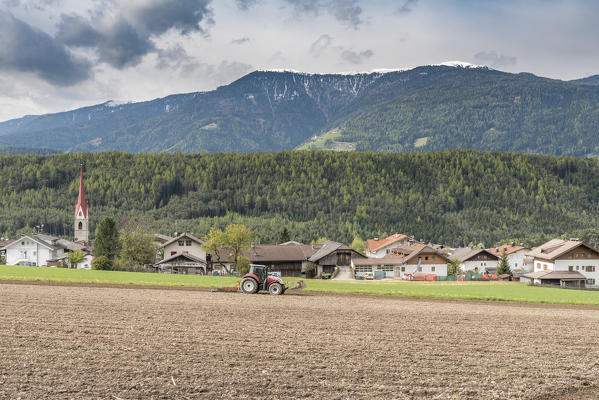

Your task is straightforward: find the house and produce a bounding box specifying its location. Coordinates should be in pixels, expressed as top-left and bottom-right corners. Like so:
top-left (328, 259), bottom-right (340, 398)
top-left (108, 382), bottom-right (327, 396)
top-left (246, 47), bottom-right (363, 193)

top-left (521, 239), bottom-right (599, 287)
top-left (154, 233), bottom-right (208, 274)
top-left (0, 238), bottom-right (15, 263)
top-left (1, 234), bottom-right (92, 268)
top-left (352, 243), bottom-right (449, 279)
top-left (153, 252), bottom-right (207, 274)
top-left (366, 233), bottom-right (411, 258)
top-left (246, 243), bottom-right (314, 277)
top-left (486, 244), bottom-right (531, 272)
top-left (452, 248), bottom-right (499, 273)
top-left (309, 241), bottom-right (365, 276)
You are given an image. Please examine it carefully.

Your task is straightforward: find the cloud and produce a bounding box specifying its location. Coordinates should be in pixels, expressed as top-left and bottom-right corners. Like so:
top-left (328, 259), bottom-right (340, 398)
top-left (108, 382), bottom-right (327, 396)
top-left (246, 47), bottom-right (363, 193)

top-left (474, 51), bottom-right (517, 68)
top-left (156, 44), bottom-right (199, 73)
top-left (340, 48), bottom-right (373, 64)
top-left (0, 11), bottom-right (92, 86)
top-left (396, 0), bottom-right (417, 14)
top-left (55, 13), bottom-right (102, 47)
top-left (284, 0), bottom-right (363, 29)
top-left (231, 36), bottom-right (250, 45)
top-left (195, 60), bottom-right (253, 86)
top-left (234, 0), bottom-right (259, 10)
top-left (54, 0), bottom-right (214, 70)
top-left (128, 0), bottom-right (214, 36)
top-left (309, 34), bottom-right (332, 57)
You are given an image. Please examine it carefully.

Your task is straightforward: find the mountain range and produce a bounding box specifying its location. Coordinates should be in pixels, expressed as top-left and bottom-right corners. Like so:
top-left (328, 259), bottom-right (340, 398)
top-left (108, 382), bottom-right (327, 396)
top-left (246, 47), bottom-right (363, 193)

top-left (1, 62), bottom-right (599, 157)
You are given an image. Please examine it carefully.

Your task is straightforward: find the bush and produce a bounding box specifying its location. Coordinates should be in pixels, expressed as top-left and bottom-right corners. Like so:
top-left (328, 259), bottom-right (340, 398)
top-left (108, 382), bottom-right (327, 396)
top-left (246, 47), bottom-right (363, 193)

top-left (304, 261), bottom-right (316, 278)
top-left (236, 255), bottom-right (250, 275)
top-left (92, 256), bottom-right (112, 271)
top-left (321, 273), bottom-right (331, 279)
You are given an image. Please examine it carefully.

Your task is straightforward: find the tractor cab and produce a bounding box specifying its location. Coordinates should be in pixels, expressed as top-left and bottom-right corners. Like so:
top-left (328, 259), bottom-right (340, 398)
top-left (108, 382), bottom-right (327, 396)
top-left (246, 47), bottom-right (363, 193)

top-left (248, 264), bottom-right (268, 283)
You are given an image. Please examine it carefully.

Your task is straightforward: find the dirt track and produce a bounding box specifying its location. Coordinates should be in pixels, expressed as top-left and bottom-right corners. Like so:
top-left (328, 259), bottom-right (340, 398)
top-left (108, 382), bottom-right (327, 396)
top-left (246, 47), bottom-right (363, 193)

top-left (1, 283), bottom-right (599, 399)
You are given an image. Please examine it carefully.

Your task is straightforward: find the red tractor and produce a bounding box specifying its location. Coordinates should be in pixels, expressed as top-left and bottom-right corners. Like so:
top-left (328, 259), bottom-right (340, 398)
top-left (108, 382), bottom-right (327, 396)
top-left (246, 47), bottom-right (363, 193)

top-left (240, 264), bottom-right (287, 295)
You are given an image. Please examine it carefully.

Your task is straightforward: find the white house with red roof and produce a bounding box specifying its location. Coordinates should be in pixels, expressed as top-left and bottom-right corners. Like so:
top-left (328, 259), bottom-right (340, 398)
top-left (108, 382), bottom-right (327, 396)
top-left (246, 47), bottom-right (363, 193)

top-left (486, 244), bottom-right (531, 272)
top-left (365, 233), bottom-right (410, 258)
top-left (521, 239), bottom-right (599, 287)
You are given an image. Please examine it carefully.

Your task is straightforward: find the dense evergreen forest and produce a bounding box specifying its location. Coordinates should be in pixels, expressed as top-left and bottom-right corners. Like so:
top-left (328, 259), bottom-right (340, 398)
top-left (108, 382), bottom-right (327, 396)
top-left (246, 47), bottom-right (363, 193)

top-left (1, 150), bottom-right (598, 246)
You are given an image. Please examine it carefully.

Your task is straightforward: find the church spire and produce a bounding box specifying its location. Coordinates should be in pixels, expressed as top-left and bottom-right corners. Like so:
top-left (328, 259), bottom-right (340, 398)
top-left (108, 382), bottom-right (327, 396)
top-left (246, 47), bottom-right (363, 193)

top-left (75, 163), bottom-right (88, 219)
top-left (74, 163), bottom-right (89, 244)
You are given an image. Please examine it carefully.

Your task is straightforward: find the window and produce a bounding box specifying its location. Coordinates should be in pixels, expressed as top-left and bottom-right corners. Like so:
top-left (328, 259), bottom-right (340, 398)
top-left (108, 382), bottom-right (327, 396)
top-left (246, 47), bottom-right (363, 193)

top-left (178, 240), bottom-right (185, 246)
top-left (425, 256), bottom-right (429, 260)
top-left (576, 266), bottom-right (580, 271)
top-left (401, 266), bottom-right (406, 272)
top-left (171, 251), bottom-right (176, 256)
top-left (543, 264), bottom-right (548, 270)
top-left (381, 265), bottom-right (394, 272)
top-left (587, 279), bottom-right (596, 285)
top-left (586, 266), bottom-right (596, 272)
top-left (186, 240), bottom-right (192, 246)
top-left (536, 263), bottom-right (541, 270)
top-left (355, 266), bottom-right (372, 273)
top-left (22, 242), bottom-right (25, 246)
top-left (386, 249), bottom-right (390, 254)
top-left (431, 266), bottom-right (436, 272)
top-left (569, 266), bottom-right (573, 272)
top-left (78, 221), bottom-right (83, 230)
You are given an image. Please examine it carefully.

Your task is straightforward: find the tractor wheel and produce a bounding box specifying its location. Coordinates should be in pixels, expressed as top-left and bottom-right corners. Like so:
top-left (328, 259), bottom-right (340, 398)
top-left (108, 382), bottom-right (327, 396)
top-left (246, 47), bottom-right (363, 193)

top-left (268, 282), bottom-right (284, 295)
top-left (240, 278), bottom-right (258, 294)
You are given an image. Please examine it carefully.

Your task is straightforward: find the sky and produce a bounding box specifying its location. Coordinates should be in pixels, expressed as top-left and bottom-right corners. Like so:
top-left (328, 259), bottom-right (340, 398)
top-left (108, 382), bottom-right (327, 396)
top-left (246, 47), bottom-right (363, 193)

top-left (0, 0), bottom-right (598, 121)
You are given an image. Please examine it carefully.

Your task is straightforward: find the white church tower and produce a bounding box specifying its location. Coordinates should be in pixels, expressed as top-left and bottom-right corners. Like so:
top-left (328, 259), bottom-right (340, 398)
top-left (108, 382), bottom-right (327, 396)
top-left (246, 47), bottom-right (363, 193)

top-left (74, 164), bottom-right (89, 244)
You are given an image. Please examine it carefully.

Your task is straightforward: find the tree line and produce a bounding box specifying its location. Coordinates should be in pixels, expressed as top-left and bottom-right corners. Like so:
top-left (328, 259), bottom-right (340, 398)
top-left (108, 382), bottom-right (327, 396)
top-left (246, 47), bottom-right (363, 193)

top-left (1, 150), bottom-right (599, 247)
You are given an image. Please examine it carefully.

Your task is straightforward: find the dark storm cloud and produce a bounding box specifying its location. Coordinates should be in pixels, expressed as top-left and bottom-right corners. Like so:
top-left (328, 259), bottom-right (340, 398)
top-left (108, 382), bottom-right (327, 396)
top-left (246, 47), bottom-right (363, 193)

top-left (0, 11), bottom-right (91, 85)
top-left (474, 51), bottom-right (517, 68)
top-left (309, 34), bottom-right (332, 57)
top-left (96, 19), bottom-right (155, 69)
top-left (285, 0), bottom-right (363, 29)
top-left (55, 13), bottom-right (102, 47)
top-left (340, 48), bottom-right (373, 64)
top-left (53, 0), bottom-right (213, 70)
top-left (131, 0), bottom-right (214, 36)
top-left (396, 0), bottom-right (417, 14)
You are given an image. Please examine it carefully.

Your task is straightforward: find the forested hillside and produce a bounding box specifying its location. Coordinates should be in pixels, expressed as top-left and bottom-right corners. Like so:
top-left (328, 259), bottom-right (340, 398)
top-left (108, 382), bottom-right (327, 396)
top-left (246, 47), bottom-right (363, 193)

top-left (1, 65), bottom-right (599, 156)
top-left (1, 151), bottom-right (598, 246)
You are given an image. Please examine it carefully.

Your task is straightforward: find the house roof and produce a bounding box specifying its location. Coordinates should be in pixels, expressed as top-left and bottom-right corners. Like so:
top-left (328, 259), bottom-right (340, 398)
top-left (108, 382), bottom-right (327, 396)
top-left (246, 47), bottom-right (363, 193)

top-left (155, 251), bottom-right (206, 265)
top-left (366, 233), bottom-right (408, 253)
top-left (309, 241), bottom-right (354, 262)
top-left (247, 244), bottom-right (313, 263)
top-left (1, 234), bottom-right (87, 252)
top-left (521, 270), bottom-right (586, 281)
top-left (486, 245), bottom-right (529, 256)
top-left (526, 239), bottom-right (598, 261)
top-left (354, 244), bottom-right (448, 266)
top-left (452, 248), bottom-right (499, 262)
top-left (159, 232), bottom-right (204, 249)
top-left (0, 239), bottom-right (15, 249)
top-left (154, 234), bottom-right (173, 244)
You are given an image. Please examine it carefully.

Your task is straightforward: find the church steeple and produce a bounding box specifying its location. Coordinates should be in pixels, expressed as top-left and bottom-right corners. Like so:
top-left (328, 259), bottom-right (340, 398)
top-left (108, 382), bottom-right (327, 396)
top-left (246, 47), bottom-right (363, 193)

top-left (74, 164), bottom-right (89, 244)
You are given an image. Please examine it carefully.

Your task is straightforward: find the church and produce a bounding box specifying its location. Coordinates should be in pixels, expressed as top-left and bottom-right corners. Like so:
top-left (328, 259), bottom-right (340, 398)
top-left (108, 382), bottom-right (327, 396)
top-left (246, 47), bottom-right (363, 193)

top-left (1, 165), bottom-right (92, 268)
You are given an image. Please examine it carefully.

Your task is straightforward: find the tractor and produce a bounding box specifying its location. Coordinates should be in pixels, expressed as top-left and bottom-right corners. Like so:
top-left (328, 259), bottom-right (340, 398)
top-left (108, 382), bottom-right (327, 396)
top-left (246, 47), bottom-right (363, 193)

top-left (212, 264), bottom-right (305, 294)
top-left (240, 264), bottom-right (287, 295)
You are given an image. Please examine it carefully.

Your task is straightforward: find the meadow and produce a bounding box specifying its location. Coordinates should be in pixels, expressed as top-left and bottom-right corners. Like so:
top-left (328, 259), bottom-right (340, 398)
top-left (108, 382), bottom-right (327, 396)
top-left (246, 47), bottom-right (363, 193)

top-left (1, 265), bottom-right (598, 305)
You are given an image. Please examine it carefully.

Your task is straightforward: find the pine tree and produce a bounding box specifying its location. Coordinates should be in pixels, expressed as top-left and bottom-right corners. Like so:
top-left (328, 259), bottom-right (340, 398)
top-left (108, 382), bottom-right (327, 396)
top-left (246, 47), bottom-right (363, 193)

top-left (278, 227), bottom-right (290, 244)
top-left (497, 250), bottom-right (511, 275)
top-left (94, 217), bottom-right (120, 262)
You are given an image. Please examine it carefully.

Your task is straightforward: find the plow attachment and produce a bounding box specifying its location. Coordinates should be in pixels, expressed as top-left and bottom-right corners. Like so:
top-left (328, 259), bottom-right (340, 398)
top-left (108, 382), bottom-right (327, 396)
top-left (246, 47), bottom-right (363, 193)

top-left (211, 282), bottom-right (240, 292)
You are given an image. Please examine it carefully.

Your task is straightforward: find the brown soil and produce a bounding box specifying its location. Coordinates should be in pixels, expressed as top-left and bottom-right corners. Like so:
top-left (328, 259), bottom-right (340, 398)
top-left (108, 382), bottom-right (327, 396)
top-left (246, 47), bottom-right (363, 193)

top-left (1, 283), bottom-right (598, 399)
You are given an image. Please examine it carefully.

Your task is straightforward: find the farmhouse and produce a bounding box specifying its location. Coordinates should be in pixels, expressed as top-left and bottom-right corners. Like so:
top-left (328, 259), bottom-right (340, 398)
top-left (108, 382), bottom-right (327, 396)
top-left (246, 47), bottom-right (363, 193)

top-left (365, 233), bottom-right (411, 258)
top-left (309, 241), bottom-right (365, 276)
top-left (246, 243), bottom-right (313, 277)
top-left (486, 244), bottom-right (531, 271)
top-left (520, 239), bottom-right (599, 287)
top-left (353, 243), bottom-right (449, 279)
top-left (452, 248), bottom-right (499, 273)
top-left (1, 234), bottom-right (92, 268)
top-left (154, 233), bottom-right (208, 274)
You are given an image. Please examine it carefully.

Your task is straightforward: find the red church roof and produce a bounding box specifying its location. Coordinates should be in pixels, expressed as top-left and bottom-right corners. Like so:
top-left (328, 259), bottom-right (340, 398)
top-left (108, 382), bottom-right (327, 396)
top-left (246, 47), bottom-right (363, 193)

top-left (75, 165), bottom-right (88, 218)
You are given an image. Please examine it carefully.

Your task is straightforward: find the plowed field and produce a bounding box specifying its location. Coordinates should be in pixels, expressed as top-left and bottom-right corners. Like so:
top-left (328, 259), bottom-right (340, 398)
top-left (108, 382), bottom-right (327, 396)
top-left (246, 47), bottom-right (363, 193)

top-left (1, 283), bottom-right (599, 399)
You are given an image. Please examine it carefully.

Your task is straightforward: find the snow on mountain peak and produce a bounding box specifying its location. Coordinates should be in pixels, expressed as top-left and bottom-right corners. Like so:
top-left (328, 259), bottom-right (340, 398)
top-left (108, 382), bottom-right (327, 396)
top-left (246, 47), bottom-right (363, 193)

top-left (433, 61), bottom-right (486, 69)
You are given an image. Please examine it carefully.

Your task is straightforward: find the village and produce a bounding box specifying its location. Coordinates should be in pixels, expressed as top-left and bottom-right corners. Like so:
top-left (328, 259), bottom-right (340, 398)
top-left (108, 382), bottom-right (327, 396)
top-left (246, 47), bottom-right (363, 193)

top-left (1, 168), bottom-right (599, 290)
